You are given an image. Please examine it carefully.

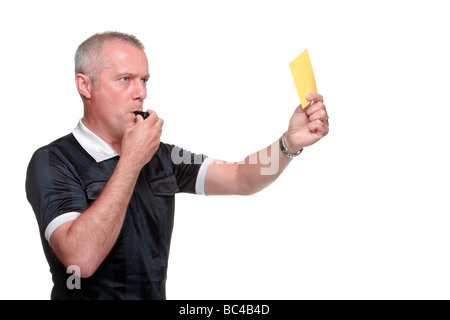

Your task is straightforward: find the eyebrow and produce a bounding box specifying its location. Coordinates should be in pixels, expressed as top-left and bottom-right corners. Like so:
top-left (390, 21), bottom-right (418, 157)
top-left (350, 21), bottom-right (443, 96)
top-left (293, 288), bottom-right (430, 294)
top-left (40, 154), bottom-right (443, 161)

top-left (117, 72), bottom-right (150, 79)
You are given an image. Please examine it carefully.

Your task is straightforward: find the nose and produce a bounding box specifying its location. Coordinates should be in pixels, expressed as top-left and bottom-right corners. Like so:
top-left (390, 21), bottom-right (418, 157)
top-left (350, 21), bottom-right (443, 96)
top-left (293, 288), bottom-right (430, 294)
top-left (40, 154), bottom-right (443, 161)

top-left (133, 80), bottom-right (147, 101)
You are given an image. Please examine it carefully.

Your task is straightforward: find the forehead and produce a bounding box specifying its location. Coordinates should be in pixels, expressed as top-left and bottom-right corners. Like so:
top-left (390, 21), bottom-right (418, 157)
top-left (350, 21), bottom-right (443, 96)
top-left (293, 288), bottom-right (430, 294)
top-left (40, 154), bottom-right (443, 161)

top-left (101, 40), bottom-right (149, 74)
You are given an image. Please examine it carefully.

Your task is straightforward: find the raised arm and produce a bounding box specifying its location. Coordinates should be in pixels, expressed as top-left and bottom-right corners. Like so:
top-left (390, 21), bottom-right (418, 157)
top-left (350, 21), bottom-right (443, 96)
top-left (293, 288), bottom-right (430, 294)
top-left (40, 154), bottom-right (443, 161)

top-left (204, 93), bottom-right (329, 196)
top-left (49, 113), bottom-right (163, 278)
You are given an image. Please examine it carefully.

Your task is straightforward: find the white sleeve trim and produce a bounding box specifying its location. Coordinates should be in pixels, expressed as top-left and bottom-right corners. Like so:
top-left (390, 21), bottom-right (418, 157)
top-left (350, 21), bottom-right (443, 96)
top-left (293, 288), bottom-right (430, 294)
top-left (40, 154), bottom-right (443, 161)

top-left (195, 157), bottom-right (214, 195)
top-left (44, 212), bottom-right (81, 242)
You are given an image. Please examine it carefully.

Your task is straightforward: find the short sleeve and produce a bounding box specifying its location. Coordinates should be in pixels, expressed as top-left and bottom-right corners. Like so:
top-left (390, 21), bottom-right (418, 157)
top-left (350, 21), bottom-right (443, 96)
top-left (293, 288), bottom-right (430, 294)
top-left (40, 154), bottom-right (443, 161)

top-left (157, 143), bottom-right (211, 195)
top-left (26, 148), bottom-right (87, 241)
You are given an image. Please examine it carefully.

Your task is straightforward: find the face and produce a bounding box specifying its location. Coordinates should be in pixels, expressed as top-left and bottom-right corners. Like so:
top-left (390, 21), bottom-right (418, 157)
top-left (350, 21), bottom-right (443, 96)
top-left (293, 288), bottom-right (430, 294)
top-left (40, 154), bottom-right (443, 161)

top-left (87, 40), bottom-right (150, 141)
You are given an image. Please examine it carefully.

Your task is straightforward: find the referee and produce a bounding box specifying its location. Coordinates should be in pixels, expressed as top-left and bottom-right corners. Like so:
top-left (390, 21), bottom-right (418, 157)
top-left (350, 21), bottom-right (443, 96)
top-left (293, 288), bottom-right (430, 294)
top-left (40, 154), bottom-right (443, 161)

top-left (26, 31), bottom-right (329, 299)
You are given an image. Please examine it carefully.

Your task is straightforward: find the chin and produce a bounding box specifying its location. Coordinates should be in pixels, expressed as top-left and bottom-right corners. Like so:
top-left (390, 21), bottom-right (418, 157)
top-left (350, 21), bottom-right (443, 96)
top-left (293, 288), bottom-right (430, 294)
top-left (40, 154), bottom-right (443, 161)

top-left (125, 115), bottom-right (137, 126)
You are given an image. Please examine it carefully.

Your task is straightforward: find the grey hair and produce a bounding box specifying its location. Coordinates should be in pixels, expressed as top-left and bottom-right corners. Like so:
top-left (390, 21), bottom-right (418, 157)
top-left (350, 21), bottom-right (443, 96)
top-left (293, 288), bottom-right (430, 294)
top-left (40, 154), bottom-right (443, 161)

top-left (74, 31), bottom-right (145, 85)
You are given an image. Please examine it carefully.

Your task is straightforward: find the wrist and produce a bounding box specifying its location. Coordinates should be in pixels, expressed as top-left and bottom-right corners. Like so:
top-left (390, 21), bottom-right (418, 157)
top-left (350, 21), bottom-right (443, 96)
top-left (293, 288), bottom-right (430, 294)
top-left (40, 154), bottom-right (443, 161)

top-left (284, 133), bottom-right (302, 154)
top-left (117, 154), bottom-right (144, 177)
top-left (280, 132), bottom-right (303, 158)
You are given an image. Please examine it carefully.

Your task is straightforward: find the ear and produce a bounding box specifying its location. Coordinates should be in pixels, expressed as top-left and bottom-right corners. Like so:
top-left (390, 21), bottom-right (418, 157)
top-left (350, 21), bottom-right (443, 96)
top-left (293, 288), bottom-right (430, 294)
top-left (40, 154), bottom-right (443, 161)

top-left (75, 73), bottom-right (93, 100)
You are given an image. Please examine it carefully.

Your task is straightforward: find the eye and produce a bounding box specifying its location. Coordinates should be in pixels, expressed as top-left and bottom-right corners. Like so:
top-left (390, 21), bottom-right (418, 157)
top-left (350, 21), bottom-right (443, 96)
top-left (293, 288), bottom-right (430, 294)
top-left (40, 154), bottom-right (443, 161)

top-left (141, 78), bottom-right (149, 85)
top-left (120, 77), bottom-right (129, 82)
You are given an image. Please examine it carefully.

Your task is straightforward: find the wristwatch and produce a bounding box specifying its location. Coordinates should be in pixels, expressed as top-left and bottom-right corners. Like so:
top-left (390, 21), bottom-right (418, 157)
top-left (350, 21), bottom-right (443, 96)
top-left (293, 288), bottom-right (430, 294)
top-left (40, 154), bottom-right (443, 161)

top-left (279, 133), bottom-right (303, 158)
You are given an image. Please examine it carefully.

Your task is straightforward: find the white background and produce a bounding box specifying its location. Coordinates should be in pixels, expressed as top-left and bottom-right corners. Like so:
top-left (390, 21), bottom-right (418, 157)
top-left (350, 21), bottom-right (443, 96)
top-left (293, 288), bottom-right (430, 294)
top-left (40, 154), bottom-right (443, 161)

top-left (1, 0), bottom-right (449, 300)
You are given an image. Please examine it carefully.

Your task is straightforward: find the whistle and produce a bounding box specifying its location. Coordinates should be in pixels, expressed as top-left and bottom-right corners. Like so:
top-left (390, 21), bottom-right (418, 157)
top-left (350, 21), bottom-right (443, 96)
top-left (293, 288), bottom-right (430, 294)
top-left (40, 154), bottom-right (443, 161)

top-left (134, 111), bottom-right (150, 119)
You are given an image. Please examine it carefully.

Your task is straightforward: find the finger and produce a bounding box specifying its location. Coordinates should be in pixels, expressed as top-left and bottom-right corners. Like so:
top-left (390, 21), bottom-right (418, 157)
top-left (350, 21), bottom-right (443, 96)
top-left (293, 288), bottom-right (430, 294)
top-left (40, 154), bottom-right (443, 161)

top-left (304, 100), bottom-right (326, 117)
top-left (157, 119), bottom-right (164, 137)
top-left (144, 110), bottom-right (159, 126)
top-left (155, 118), bottom-right (164, 129)
top-left (308, 119), bottom-right (329, 137)
top-left (152, 118), bottom-right (164, 135)
top-left (306, 92), bottom-right (323, 104)
top-left (309, 108), bottom-right (328, 123)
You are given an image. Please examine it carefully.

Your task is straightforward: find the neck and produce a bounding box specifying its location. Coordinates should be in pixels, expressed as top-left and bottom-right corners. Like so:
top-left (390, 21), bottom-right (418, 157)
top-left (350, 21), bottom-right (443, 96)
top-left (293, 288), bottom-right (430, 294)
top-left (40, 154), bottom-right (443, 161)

top-left (82, 117), bottom-right (123, 155)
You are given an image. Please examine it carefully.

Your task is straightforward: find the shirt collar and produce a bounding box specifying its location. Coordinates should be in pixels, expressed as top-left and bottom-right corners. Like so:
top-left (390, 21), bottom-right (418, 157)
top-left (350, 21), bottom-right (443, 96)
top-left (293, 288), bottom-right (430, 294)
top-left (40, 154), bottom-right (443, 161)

top-left (72, 119), bottom-right (119, 163)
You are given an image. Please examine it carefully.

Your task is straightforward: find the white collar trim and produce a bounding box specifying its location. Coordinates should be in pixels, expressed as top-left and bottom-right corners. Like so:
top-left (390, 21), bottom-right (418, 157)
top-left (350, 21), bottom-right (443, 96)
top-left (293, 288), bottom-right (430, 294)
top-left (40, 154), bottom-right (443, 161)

top-left (72, 119), bottom-right (119, 163)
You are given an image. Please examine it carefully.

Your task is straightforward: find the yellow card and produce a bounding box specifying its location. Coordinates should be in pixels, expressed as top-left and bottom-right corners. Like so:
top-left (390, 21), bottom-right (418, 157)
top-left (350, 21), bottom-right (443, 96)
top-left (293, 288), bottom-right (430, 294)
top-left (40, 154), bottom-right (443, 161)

top-left (289, 48), bottom-right (317, 108)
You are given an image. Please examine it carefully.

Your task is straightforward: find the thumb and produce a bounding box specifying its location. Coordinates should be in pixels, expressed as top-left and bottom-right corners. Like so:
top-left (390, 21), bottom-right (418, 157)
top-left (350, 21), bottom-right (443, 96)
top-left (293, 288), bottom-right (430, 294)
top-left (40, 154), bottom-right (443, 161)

top-left (294, 103), bottom-right (306, 114)
top-left (135, 114), bottom-right (144, 124)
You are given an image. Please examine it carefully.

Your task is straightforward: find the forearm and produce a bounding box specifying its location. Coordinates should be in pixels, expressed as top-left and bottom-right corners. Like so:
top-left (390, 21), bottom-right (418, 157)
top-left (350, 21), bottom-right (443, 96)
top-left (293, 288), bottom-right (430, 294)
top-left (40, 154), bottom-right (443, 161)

top-left (205, 138), bottom-right (294, 196)
top-left (236, 139), bottom-right (293, 195)
top-left (51, 157), bottom-right (141, 277)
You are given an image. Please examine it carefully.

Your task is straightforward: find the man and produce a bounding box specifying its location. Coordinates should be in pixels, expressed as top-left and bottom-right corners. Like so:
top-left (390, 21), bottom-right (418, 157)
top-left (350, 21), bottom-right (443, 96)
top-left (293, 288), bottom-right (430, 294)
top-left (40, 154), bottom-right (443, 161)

top-left (26, 31), bottom-right (329, 299)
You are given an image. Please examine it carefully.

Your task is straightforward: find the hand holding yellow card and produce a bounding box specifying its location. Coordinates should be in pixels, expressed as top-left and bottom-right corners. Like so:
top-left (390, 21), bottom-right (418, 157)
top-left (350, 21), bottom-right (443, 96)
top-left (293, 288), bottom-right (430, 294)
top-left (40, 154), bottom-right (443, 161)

top-left (289, 49), bottom-right (317, 108)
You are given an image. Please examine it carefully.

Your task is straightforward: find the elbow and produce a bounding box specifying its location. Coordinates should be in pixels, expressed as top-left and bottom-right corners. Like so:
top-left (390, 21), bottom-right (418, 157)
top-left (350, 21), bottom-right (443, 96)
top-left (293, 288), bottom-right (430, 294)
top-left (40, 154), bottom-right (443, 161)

top-left (239, 187), bottom-right (257, 196)
top-left (64, 261), bottom-right (97, 279)
top-left (237, 182), bottom-right (265, 196)
top-left (49, 224), bottom-right (102, 278)
top-left (234, 164), bottom-right (272, 196)
top-left (78, 264), bottom-right (97, 279)
top-left (236, 174), bottom-right (271, 196)
top-left (61, 255), bottom-right (100, 279)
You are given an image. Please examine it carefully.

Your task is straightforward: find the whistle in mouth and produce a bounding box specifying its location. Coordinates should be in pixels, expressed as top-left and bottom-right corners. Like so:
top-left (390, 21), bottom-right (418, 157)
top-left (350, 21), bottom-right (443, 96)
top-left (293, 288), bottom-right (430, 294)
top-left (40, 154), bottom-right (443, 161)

top-left (134, 111), bottom-right (150, 119)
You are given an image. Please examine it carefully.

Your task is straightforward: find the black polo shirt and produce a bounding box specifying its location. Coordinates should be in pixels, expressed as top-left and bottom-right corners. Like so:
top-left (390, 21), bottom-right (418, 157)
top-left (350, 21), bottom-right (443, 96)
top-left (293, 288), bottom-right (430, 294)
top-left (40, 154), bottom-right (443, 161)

top-left (26, 120), bottom-right (212, 300)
